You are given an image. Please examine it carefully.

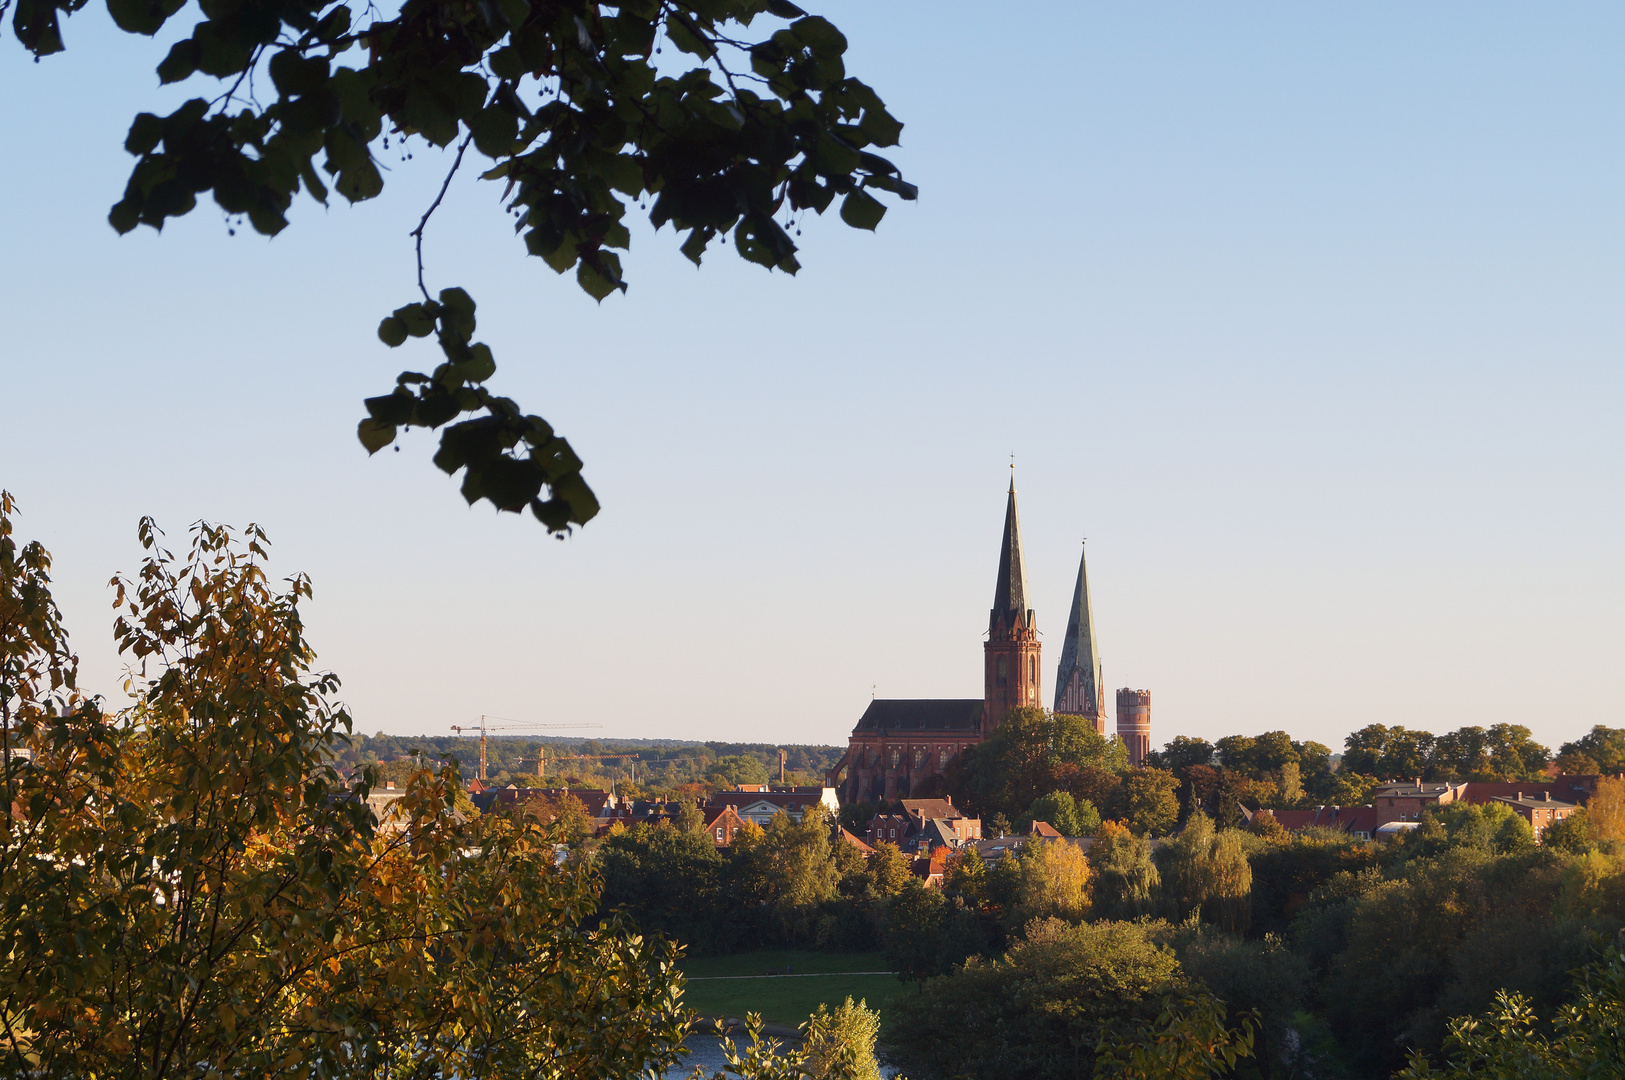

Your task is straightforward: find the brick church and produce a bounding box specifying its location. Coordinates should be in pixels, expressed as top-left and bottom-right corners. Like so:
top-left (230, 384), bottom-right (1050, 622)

top-left (827, 479), bottom-right (1150, 804)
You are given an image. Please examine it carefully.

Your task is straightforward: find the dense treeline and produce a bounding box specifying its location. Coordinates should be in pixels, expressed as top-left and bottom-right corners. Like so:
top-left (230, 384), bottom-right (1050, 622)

top-left (890, 793), bottom-right (1625, 1077)
top-left (332, 732), bottom-right (843, 794)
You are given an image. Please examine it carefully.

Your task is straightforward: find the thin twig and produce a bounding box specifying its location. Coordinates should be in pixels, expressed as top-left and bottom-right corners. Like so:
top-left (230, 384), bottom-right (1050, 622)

top-left (210, 45), bottom-right (264, 113)
top-left (412, 133), bottom-right (474, 303)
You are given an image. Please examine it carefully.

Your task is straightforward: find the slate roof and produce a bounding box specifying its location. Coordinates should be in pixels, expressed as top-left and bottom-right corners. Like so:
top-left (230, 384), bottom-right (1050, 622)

top-left (1492, 793), bottom-right (1578, 810)
top-left (968, 836), bottom-right (1028, 861)
top-left (851, 699), bottom-right (984, 733)
top-left (990, 479), bottom-right (1033, 631)
top-left (1371, 782), bottom-right (1461, 799)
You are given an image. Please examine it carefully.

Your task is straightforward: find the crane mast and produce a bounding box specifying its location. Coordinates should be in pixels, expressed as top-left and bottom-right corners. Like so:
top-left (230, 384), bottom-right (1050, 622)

top-left (448, 716), bottom-right (600, 781)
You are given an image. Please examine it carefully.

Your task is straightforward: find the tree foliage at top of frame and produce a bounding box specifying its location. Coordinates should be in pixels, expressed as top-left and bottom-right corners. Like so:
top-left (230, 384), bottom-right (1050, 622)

top-left (7, 0), bottom-right (913, 532)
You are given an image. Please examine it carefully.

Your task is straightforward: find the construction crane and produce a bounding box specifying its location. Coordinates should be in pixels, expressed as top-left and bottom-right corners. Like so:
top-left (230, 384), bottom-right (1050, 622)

top-left (449, 715), bottom-right (601, 782)
top-left (539, 750), bottom-right (640, 784)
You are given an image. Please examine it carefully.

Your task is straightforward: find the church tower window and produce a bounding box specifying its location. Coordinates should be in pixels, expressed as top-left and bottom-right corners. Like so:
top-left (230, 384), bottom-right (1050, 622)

top-left (997, 656), bottom-right (1007, 687)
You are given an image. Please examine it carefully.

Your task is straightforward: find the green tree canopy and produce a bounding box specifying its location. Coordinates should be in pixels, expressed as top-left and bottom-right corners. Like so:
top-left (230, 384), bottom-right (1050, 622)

top-left (1147, 736), bottom-right (1215, 774)
top-left (1118, 767), bottom-right (1181, 836)
top-left (1021, 790), bottom-right (1101, 837)
top-left (1088, 820), bottom-right (1161, 921)
top-left (1395, 933), bottom-right (1625, 1080)
top-left (1557, 725), bottom-right (1625, 774)
top-left (707, 752), bottom-right (771, 786)
top-left (884, 918), bottom-right (1185, 1080)
top-left (949, 706), bottom-right (1128, 821)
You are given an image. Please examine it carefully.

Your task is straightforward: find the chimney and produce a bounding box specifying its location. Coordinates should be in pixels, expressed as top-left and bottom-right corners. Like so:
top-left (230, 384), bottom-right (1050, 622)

top-left (1413, 777), bottom-right (1421, 787)
top-left (385, 781), bottom-right (396, 790)
top-left (1544, 791), bottom-right (1552, 802)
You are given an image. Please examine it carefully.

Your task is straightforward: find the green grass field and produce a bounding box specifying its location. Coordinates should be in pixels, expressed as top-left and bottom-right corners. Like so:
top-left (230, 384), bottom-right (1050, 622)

top-left (679, 951), bottom-right (906, 1031)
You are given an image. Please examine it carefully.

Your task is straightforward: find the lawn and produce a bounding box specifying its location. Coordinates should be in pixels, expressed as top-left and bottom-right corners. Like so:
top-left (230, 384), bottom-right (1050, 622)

top-left (678, 951), bottom-right (907, 1031)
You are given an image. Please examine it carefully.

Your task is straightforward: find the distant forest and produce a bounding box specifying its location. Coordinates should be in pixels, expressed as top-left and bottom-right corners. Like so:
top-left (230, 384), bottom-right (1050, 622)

top-left (330, 733), bottom-right (844, 794)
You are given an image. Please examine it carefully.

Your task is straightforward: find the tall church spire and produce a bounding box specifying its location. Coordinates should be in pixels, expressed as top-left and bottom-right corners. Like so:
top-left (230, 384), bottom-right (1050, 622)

top-left (984, 477), bottom-right (1040, 730)
top-left (1053, 542), bottom-right (1106, 732)
top-left (990, 476), bottom-right (1032, 631)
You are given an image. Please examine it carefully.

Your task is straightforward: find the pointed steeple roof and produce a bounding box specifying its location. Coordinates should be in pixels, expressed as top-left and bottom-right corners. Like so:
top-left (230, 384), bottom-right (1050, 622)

top-left (1053, 543), bottom-right (1104, 719)
top-left (990, 477), bottom-right (1032, 630)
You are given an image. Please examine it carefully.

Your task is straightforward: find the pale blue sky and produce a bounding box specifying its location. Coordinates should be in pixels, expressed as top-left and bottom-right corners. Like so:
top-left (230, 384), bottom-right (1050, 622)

top-left (2, 3), bottom-right (1621, 751)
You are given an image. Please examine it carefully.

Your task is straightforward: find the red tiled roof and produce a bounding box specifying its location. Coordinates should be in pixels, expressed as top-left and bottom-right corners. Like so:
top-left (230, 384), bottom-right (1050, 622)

top-left (1269, 805), bottom-right (1379, 835)
top-left (900, 798), bottom-right (961, 822)
top-left (1459, 779), bottom-right (1597, 806)
top-left (837, 827), bottom-right (875, 854)
top-left (704, 806), bottom-right (744, 828)
top-left (1029, 821), bottom-right (1062, 838)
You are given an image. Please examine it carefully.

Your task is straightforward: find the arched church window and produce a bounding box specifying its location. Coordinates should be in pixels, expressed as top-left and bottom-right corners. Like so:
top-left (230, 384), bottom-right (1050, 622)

top-left (890, 747), bottom-right (901, 769)
top-left (913, 747), bottom-right (925, 769)
top-left (1029, 656), bottom-right (1036, 684)
top-left (938, 748), bottom-right (949, 769)
top-left (997, 656), bottom-right (1007, 687)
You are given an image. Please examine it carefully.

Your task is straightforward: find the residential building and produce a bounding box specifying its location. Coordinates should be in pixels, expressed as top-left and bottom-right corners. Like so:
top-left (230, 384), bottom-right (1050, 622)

top-left (867, 813), bottom-right (912, 847)
top-left (1370, 781), bottom-right (1467, 825)
top-left (1491, 791), bottom-right (1578, 838)
top-left (703, 805), bottom-right (748, 848)
top-left (361, 781), bottom-right (409, 833)
top-left (703, 785), bottom-right (839, 826)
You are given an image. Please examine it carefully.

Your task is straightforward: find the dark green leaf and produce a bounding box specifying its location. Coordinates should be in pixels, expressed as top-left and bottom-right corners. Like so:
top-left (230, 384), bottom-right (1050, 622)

top-left (124, 113), bottom-right (164, 155)
top-left (377, 317), bottom-right (408, 347)
top-left (357, 418), bottom-right (396, 454)
top-left (665, 12), bottom-right (716, 58)
top-left (840, 189), bottom-right (885, 230)
top-left (859, 105), bottom-right (903, 148)
top-left (156, 40), bottom-right (200, 84)
top-left (790, 15), bottom-right (846, 58)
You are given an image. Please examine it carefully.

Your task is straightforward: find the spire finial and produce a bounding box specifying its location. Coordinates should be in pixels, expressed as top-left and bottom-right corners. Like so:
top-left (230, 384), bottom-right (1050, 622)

top-left (1009, 454), bottom-right (1015, 493)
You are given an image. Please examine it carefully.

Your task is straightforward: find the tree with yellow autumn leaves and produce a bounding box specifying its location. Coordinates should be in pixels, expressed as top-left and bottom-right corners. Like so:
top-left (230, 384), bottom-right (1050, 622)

top-left (0, 497), bottom-right (839, 1078)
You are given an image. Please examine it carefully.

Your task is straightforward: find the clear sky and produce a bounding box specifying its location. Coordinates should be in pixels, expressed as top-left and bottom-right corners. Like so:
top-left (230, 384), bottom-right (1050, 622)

top-left (2, 3), bottom-right (1621, 753)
